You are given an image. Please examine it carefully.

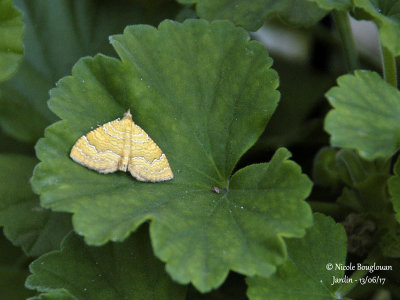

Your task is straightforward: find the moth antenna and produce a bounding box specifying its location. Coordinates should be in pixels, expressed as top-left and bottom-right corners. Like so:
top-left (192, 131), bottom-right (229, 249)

top-left (124, 109), bottom-right (132, 120)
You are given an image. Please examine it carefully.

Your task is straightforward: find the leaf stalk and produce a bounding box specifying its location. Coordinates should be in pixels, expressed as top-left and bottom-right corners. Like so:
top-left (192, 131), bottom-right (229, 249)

top-left (381, 45), bottom-right (398, 88)
top-left (332, 10), bottom-right (359, 72)
top-left (335, 248), bottom-right (382, 298)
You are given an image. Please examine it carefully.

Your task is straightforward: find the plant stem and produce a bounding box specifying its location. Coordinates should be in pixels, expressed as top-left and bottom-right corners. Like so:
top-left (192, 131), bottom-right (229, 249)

top-left (381, 45), bottom-right (398, 87)
top-left (332, 10), bottom-right (358, 72)
top-left (335, 249), bottom-right (381, 298)
top-left (335, 267), bottom-right (368, 297)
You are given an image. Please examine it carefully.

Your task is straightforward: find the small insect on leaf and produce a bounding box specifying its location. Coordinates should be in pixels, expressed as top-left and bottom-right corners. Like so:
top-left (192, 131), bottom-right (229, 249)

top-left (211, 185), bottom-right (221, 194)
top-left (70, 110), bottom-right (173, 182)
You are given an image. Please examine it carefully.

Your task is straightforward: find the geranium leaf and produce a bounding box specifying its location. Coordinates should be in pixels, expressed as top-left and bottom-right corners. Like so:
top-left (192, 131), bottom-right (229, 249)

top-left (25, 226), bottom-right (187, 300)
top-left (0, 154), bottom-right (71, 256)
top-left (32, 20), bottom-right (313, 292)
top-left (28, 290), bottom-right (74, 300)
top-left (175, 0), bottom-right (328, 31)
top-left (325, 70), bottom-right (400, 161)
top-left (247, 213), bottom-right (349, 300)
top-left (353, 0), bottom-right (400, 56)
top-left (0, 0), bottom-right (24, 82)
top-left (307, 0), bottom-right (352, 10)
top-left (0, 0), bottom-right (179, 143)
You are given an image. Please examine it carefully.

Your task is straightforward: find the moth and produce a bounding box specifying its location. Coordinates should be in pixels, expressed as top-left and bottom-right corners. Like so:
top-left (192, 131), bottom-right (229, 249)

top-left (70, 110), bottom-right (173, 182)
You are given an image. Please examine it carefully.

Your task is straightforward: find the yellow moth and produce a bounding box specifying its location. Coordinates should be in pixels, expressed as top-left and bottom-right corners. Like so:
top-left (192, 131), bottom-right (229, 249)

top-left (70, 110), bottom-right (173, 182)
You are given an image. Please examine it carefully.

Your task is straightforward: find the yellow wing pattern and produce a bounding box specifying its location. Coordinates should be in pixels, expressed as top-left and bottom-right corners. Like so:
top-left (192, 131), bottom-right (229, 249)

top-left (70, 110), bottom-right (173, 182)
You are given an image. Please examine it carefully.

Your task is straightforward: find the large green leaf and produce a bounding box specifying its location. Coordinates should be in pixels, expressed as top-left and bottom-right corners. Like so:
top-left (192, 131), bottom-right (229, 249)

top-left (247, 213), bottom-right (349, 300)
top-left (324, 70), bottom-right (400, 161)
top-left (0, 0), bottom-right (24, 82)
top-left (353, 0), bottom-right (400, 56)
top-left (0, 0), bottom-right (179, 143)
top-left (0, 154), bottom-right (71, 256)
top-left (308, 0), bottom-right (352, 10)
top-left (176, 0), bottom-right (328, 31)
top-left (32, 20), bottom-right (313, 292)
top-left (26, 226), bottom-right (187, 300)
top-left (28, 291), bottom-right (74, 300)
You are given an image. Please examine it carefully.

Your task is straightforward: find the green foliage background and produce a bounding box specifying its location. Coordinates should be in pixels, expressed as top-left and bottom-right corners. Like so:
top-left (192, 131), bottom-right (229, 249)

top-left (1, 0), bottom-right (400, 299)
